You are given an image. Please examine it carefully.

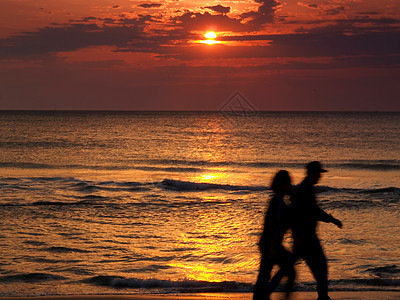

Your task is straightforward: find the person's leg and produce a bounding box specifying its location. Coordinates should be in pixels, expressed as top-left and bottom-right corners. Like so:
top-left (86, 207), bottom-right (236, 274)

top-left (283, 253), bottom-right (296, 299)
top-left (253, 251), bottom-right (273, 300)
top-left (265, 246), bottom-right (296, 298)
top-left (303, 236), bottom-right (329, 300)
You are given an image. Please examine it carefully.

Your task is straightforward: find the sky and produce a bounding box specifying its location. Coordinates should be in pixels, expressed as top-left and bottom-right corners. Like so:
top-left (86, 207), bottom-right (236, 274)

top-left (0, 0), bottom-right (399, 110)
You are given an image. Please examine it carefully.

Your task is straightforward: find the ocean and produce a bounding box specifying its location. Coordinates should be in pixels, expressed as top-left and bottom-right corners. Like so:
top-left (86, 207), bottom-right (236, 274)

top-left (0, 111), bottom-right (399, 296)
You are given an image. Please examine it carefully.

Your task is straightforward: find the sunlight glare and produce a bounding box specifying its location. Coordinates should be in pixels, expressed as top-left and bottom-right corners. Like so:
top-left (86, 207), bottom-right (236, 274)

top-left (200, 39), bottom-right (221, 45)
top-left (199, 31), bottom-right (222, 45)
top-left (205, 31), bottom-right (217, 39)
top-left (200, 173), bottom-right (224, 181)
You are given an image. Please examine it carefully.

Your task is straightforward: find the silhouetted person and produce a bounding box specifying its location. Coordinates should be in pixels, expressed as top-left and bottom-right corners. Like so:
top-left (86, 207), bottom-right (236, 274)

top-left (253, 170), bottom-right (295, 300)
top-left (291, 161), bottom-right (343, 300)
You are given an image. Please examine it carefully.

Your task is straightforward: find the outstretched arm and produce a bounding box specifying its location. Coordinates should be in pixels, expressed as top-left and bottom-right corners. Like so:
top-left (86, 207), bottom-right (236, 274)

top-left (315, 206), bottom-right (343, 228)
top-left (331, 217), bottom-right (343, 228)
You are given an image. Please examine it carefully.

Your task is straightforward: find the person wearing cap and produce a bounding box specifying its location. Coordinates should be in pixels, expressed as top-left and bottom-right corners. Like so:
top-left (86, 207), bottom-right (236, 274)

top-left (290, 161), bottom-right (342, 300)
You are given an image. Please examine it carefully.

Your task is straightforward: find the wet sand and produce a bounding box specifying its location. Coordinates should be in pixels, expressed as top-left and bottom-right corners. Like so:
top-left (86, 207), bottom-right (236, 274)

top-left (1, 292), bottom-right (400, 300)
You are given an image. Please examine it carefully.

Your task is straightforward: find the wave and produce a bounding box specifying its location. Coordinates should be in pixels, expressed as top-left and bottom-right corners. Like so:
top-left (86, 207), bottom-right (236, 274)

top-left (45, 246), bottom-right (92, 253)
top-left (295, 278), bottom-right (400, 291)
top-left (0, 273), bottom-right (66, 283)
top-left (82, 275), bottom-right (400, 292)
top-left (365, 265), bottom-right (400, 278)
top-left (337, 161), bottom-right (400, 171)
top-left (136, 159), bottom-right (400, 171)
top-left (0, 162), bottom-right (205, 173)
top-left (1, 176), bottom-right (399, 197)
top-left (0, 176), bottom-right (399, 209)
top-left (159, 179), bottom-right (267, 192)
top-left (336, 238), bottom-right (369, 246)
top-left (1, 159), bottom-right (399, 171)
top-left (330, 278), bottom-right (400, 288)
top-left (0, 176), bottom-right (268, 194)
top-left (0, 140), bottom-right (86, 149)
top-left (83, 276), bottom-right (252, 292)
top-left (0, 162), bottom-right (58, 169)
top-left (316, 186), bottom-right (400, 195)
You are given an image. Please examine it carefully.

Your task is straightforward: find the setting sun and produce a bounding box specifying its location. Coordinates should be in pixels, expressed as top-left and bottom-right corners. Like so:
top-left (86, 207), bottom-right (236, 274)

top-left (205, 31), bottom-right (217, 39)
top-left (200, 31), bottom-right (221, 45)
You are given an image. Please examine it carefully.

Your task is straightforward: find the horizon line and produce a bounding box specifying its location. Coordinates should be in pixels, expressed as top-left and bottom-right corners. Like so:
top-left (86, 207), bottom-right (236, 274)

top-left (1, 110), bottom-right (400, 113)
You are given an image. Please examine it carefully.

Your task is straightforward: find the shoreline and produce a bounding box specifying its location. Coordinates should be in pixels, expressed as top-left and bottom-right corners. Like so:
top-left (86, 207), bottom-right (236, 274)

top-left (1, 292), bottom-right (400, 300)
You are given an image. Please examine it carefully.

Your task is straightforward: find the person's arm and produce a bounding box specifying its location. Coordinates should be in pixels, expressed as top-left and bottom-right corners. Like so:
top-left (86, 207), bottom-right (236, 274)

top-left (271, 194), bottom-right (286, 240)
top-left (265, 195), bottom-right (284, 257)
top-left (315, 206), bottom-right (343, 228)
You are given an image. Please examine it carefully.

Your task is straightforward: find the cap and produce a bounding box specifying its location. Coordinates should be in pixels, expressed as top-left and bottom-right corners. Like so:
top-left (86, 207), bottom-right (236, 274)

top-left (306, 161), bottom-right (328, 173)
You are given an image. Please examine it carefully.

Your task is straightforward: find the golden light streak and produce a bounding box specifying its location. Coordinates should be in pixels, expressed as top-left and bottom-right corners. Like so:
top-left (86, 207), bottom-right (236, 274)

top-left (198, 173), bottom-right (225, 181)
top-left (199, 39), bottom-right (222, 45)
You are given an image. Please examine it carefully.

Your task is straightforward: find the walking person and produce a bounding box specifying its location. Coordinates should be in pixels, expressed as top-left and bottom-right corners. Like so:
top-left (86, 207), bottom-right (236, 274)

top-left (253, 170), bottom-right (295, 300)
top-left (291, 161), bottom-right (343, 300)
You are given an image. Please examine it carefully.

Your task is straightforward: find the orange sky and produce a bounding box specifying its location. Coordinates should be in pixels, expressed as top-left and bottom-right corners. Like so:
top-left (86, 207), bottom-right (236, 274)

top-left (0, 0), bottom-right (399, 110)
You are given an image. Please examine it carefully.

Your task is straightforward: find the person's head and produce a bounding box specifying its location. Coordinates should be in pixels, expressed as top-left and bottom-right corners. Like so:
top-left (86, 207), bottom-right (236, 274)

top-left (306, 161), bottom-right (328, 184)
top-left (271, 170), bottom-right (292, 194)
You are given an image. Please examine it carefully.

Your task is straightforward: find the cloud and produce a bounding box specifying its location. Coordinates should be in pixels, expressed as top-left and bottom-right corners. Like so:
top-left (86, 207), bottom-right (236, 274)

top-left (297, 2), bottom-right (346, 16)
top-left (1, 9), bottom-right (399, 69)
top-left (241, 0), bottom-right (281, 28)
top-left (0, 19), bottom-right (148, 59)
top-left (323, 6), bottom-right (346, 16)
top-left (80, 17), bottom-right (98, 22)
top-left (204, 5), bottom-right (231, 15)
top-left (138, 3), bottom-right (163, 8)
top-left (171, 11), bottom-right (246, 32)
top-left (155, 24), bottom-right (400, 62)
top-left (297, 2), bottom-right (319, 9)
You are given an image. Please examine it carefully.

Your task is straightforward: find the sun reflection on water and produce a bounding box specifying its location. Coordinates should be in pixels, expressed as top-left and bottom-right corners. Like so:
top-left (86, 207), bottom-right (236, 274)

top-left (197, 173), bottom-right (226, 181)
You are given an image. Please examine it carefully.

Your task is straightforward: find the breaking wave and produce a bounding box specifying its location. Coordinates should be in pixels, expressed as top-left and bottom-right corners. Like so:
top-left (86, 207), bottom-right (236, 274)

top-left (82, 275), bottom-right (400, 293)
top-left (158, 178), bottom-right (267, 191)
top-left (83, 275), bottom-right (252, 292)
top-left (0, 273), bottom-right (66, 283)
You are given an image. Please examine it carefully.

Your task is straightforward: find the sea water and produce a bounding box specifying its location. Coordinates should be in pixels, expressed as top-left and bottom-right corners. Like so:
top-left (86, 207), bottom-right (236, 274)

top-left (0, 111), bottom-right (399, 296)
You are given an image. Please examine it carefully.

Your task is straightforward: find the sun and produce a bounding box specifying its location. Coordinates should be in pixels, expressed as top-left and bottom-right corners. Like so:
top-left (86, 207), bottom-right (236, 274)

top-left (205, 31), bottom-right (217, 39)
top-left (200, 31), bottom-right (221, 45)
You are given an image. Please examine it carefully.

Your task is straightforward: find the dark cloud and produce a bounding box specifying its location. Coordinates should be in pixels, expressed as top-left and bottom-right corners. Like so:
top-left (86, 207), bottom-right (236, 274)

top-left (323, 6), bottom-right (346, 16)
top-left (241, 0), bottom-right (280, 28)
top-left (80, 17), bottom-right (97, 22)
top-left (1, 10), bottom-right (399, 68)
top-left (112, 5), bottom-right (121, 9)
top-left (285, 16), bottom-right (400, 31)
top-left (297, 2), bottom-right (346, 16)
top-left (100, 17), bottom-right (116, 24)
top-left (297, 2), bottom-right (319, 9)
top-left (357, 11), bottom-right (380, 16)
top-left (204, 5), bottom-right (231, 15)
top-left (138, 3), bottom-right (163, 8)
top-left (0, 19), bottom-right (147, 59)
top-left (172, 11), bottom-right (246, 32)
top-left (0, 14), bottom-right (201, 60)
top-left (155, 26), bottom-right (400, 62)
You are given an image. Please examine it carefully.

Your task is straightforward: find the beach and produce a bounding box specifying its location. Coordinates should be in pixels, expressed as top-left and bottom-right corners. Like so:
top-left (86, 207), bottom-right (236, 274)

top-left (1, 292), bottom-right (400, 300)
